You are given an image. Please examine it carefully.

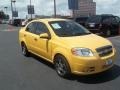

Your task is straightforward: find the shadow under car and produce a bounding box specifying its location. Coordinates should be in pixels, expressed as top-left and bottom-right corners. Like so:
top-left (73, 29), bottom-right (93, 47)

top-left (29, 54), bottom-right (120, 84)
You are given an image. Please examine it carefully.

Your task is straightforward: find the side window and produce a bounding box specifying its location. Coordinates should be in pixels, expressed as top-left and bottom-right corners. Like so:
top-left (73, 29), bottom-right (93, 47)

top-left (115, 16), bottom-right (120, 23)
top-left (102, 18), bottom-right (111, 24)
top-left (35, 22), bottom-right (49, 35)
top-left (26, 22), bottom-right (36, 34)
top-left (87, 16), bottom-right (101, 23)
top-left (103, 17), bottom-right (117, 24)
top-left (111, 17), bottom-right (118, 24)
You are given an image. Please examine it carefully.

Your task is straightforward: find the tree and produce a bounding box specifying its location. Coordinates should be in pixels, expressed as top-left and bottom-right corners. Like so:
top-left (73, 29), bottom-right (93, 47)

top-left (0, 11), bottom-right (4, 19)
top-left (0, 11), bottom-right (9, 19)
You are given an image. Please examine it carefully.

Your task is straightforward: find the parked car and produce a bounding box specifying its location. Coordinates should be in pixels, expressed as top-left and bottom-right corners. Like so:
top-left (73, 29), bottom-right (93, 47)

top-left (85, 15), bottom-right (120, 36)
top-left (21, 19), bottom-right (32, 27)
top-left (9, 19), bottom-right (13, 25)
top-left (19, 18), bottom-right (116, 77)
top-left (21, 19), bottom-right (27, 26)
top-left (75, 16), bottom-right (89, 26)
top-left (2, 19), bottom-right (9, 24)
top-left (0, 19), bottom-right (2, 24)
top-left (13, 19), bottom-right (23, 26)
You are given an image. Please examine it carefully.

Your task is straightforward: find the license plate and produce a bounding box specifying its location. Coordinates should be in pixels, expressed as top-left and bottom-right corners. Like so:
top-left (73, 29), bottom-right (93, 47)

top-left (89, 24), bottom-right (95, 27)
top-left (106, 59), bottom-right (113, 66)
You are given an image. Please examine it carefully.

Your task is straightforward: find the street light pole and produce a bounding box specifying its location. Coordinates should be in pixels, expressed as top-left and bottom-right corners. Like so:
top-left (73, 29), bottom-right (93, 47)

top-left (12, 0), bottom-right (16, 19)
top-left (11, 0), bottom-right (13, 20)
top-left (4, 7), bottom-right (8, 14)
top-left (30, 0), bottom-right (32, 19)
top-left (54, 0), bottom-right (56, 18)
top-left (12, 0), bottom-right (16, 11)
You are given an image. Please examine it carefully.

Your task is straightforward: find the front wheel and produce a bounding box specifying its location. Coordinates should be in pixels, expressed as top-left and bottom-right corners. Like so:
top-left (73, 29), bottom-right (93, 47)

top-left (105, 30), bottom-right (112, 37)
top-left (54, 55), bottom-right (71, 78)
top-left (106, 30), bottom-right (111, 36)
top-left (103, 29), bottom-right (111, 36)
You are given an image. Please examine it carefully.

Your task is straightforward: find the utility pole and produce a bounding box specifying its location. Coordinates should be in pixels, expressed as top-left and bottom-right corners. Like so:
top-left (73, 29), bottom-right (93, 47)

top-left (54, 0), bottom-right (56, 18)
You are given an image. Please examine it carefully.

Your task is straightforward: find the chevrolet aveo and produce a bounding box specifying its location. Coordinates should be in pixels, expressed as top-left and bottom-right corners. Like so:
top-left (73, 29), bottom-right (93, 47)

top-left (19, 18), bottom-right (116, 77)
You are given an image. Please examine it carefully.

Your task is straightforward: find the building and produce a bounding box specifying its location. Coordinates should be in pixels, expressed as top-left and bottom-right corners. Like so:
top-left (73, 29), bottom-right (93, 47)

top-left (74, 0), bottom-right (96, 17)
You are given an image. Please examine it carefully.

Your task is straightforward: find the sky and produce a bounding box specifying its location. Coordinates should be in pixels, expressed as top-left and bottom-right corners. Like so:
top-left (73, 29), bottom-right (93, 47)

top-left (0, 0), bottom-right (120, 19)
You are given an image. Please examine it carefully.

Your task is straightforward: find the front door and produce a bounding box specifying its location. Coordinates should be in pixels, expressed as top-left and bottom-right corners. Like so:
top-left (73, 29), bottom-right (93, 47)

top-left (33, 22), bottom-right (52, 60)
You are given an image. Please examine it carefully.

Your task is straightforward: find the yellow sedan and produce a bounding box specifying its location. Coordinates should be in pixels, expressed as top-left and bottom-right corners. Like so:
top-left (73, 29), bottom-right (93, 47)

top-left (19, 18), bottom-right (116, 78)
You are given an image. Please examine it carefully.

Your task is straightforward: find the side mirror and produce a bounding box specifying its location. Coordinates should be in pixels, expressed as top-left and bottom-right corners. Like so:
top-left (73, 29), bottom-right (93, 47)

top-left (39, 33), bottom-right (50, 39)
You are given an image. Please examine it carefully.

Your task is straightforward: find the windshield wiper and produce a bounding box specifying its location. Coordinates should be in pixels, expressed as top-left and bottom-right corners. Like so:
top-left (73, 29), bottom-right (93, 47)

top-left (73, 32), bottom-right (91, 36)
top-left (59, 32), bottom-right (91, 37)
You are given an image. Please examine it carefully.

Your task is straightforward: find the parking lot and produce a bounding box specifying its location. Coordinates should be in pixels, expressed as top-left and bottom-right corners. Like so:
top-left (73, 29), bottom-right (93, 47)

top-left (0, 24), bottom-right (120, 90)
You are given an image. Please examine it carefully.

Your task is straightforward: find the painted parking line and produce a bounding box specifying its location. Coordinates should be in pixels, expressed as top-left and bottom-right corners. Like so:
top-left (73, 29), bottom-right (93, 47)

top-left (0, 29), bottom-right (18, 32)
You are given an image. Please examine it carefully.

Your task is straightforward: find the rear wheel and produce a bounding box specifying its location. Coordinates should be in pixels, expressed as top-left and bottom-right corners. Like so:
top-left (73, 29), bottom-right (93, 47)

top-left (54, 55), bottom-right (71, 78)
top-left (21, 43), bottom-right (29, 57)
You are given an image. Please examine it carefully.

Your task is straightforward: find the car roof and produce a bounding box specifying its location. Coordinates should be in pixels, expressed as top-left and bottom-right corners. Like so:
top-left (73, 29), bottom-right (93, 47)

top-left (33, 18), bottom-right (67, 22)
top-left (90, 14), bottom-right (114, 17)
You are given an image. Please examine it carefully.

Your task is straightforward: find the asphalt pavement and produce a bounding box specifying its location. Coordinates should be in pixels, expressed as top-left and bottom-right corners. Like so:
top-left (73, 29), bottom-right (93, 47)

top-left (0, 24), bottom-right (120, 90)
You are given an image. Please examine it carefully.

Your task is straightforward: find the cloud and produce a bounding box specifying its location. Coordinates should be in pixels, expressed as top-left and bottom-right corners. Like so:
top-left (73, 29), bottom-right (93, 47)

top-left (94, 0), bottom-right (120, 16)
top-left (0, 0), bottom-right (120, 18)
top-left (15, 0), bottom-right (69, 18)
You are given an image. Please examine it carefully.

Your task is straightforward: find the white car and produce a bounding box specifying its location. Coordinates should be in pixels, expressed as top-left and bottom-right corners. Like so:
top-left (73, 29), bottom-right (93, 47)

top-left (2, 19), bottom-right (9, 24)
top-left (22, 19), bottom-right (32, 26)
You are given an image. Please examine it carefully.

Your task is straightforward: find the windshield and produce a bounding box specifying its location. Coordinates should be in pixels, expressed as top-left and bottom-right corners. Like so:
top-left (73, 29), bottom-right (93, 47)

top-left (115, 16), bottom-right (120, 23)
top-left (49, 20), bottom-right (91, 37)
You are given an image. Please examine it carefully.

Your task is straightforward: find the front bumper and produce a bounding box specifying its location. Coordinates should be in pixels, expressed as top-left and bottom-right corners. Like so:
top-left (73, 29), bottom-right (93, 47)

top-left (69, 49), bottom-right (116, 75)
top-left (89, 29), bottom-right (101, 34)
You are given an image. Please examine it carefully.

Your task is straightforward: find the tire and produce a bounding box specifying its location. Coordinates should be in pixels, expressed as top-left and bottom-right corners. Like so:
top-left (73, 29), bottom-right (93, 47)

top-left (21, 43), bottom-right (29, 57)
top-left (104, 29), bottom-right (112, 37)
top-left (54, 55), bottom-right (71, 78)
top-left (115, 29), bottom-right (119, 35)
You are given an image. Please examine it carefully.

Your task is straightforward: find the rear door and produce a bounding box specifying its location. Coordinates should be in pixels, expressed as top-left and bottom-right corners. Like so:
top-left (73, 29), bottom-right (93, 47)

top-left (24, 22), bottom-right (37, 52)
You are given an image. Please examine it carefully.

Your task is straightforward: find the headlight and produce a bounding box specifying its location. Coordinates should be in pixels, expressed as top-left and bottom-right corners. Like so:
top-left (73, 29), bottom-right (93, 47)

top-left (71, 48), bottom-right (94, 57)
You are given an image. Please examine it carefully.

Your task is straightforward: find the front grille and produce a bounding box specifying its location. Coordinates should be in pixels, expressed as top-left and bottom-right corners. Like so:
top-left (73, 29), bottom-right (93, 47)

top-left (96, 45), bottom-right (113, 57)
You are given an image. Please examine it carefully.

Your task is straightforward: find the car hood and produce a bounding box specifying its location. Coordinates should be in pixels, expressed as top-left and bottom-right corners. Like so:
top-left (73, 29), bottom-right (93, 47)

top-left (59, 34), bottom-right (112, 50)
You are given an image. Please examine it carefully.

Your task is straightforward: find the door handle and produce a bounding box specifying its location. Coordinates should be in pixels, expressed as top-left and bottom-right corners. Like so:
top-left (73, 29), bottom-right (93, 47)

top-left (34, 38), bottom-right (38, 41)
top-left (24, 34), bottom-right (26, 37)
